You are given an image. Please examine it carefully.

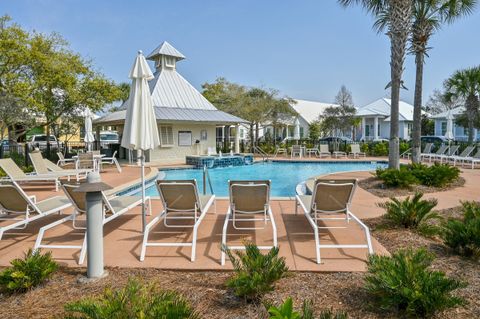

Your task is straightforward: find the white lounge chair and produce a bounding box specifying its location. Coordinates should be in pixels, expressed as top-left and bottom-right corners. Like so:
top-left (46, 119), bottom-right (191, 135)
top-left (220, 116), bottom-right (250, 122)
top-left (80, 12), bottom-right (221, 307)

top-left (461, 148), bottom-right (480, 169)
top-left (274, 146), bottom-right (287, 157)
top-left (305, 147), bottom-right (319, 157)
top-left (34, 183), bottom-right (151, 264)
top-left (44, 158), bottom-right (91, 177)
top-left (318, 144), bottom-right (331, 158)
top-left (221, 180), bottom-right (276, 265)
top-left (29, 151), bottom-right (89, 182)
top-left (423, 144), bottom-right (448, 163)
top-left (437, 145), bottom-right (459, 163)
top-left (98, 150), bottom-right (122, 173)
top-left (291, 145), bottom-right (302, 158)
top-left (447, 145), bottom-right (475, 166)
top-left (295, 179), bottom-right (373, 264)
top-left (0, 182), bottom-right (71, 240)
top-left (349, 144), bottom-right (366, 158)
top-left (56, 152), bottom-right (76, 167)
top-left (332, 149), bottom-right (347, 158)
top-left (0, 158), bottom-right (60, 191)
top-left (141, 180), bottom-right (215, 262)
top-left (419, 143), bottom-right (434, 161)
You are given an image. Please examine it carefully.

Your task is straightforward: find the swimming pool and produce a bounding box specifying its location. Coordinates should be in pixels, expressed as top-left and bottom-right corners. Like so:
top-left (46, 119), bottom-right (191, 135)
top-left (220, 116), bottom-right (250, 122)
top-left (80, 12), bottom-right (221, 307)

top-left (143, 161), bottom-right (387, 197)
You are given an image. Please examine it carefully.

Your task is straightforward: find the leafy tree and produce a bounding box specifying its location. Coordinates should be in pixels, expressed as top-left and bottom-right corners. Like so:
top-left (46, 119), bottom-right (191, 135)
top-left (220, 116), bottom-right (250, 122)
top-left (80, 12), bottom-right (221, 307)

top-left (410, 0), bottom-right (477, 163)
top-left (319, 86), bottom-right (356, 139)
top-left (425, 88), bottom-right (464, 115)
top-left (444, 66), bottom-right (480, 143)
top-left (117, 82), bottom-right (131, 103)
top-left (308, 120), bottom-right (321, 141)
top-left (339, 0), bottom-right (413, 169)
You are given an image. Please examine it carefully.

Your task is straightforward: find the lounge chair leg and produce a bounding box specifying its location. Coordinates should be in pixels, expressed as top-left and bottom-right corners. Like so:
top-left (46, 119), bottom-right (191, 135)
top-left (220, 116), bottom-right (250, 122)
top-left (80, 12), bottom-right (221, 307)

top-left (140, 214), bottom-right (162, 262)
top-left (220, 208), bottom-right (231, 266)
top-left (78, 233), bottom-right (87, 265)
top-left (314, 226), bottom-right (321, 264)
top-left (269, 208), bottom-right (277, 247)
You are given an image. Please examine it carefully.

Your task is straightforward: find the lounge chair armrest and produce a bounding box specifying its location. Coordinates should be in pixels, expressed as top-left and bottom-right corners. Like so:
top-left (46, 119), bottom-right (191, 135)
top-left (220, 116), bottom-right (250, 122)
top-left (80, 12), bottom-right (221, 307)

top-left (29, 195), bottom-right (37, 203)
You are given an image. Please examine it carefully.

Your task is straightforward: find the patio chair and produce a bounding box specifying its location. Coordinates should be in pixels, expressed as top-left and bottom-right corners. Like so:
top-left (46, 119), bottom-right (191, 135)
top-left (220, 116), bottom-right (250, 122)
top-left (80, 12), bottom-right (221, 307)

top-left (221, 180), bottom-right (276, 265)
top-left (291, 145), bottom-right (302, 158)
top-left (140, 180), bottom-right (215, 262)
top-left (318, 144), bottom-right (331, 158)
top-left (305, 146), bottom-right (319, 157)
top-left (349, 144), bottom-right (366, 158)
top-left (98, 150), bottom-right (122, 173)
top-left (29, 151), bottom-right (87, 182)
top-left (447, 145), bottom-right (475, 166)
top-left (332, 149), bottom-right (347, 158)
top-left (0, 182), bottom-right (71, 240)
top-left (34, 183), bottom-right (151, 264)
top-left (274, 146), bottom-right (287, 157)
top-left (0, 158), bottom-right (60, 191)
top-left (419, 143), bottom-right (434, 161)
top-left (56, 152), bottom-right (75, 167)
top-left (43, 158), bottom-right (91, 177)
top-left (423, 144), bottom-right (448, 163)
top-left (295, 179), bottom-right (373, 264)
top-left (437, 145), bottom-right (459, 163)
top-left (76, 153), bottom-right (95, 171)
top-left (461, 147), bottom-right (480, 169)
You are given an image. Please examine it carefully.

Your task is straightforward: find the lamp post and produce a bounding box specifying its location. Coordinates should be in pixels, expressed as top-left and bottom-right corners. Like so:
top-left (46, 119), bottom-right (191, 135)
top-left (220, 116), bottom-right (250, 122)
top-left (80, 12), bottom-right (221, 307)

top-left (75, 172), bottom-right (112, 280)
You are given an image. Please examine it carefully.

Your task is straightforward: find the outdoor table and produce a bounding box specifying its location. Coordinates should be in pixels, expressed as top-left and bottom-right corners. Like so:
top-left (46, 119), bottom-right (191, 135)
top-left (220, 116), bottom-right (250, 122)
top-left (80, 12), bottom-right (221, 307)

top-left (72, 154), bottom-right (105, 172)
top-left (288, 146), bottom-right (306, 158)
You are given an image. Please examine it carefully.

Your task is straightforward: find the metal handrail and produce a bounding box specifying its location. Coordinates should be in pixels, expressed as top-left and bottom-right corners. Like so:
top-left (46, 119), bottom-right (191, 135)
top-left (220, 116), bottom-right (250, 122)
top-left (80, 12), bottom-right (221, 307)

top-left (253, 145), bottom-right (269, 161)
top-left (203, 165), bottom-right (214, 195)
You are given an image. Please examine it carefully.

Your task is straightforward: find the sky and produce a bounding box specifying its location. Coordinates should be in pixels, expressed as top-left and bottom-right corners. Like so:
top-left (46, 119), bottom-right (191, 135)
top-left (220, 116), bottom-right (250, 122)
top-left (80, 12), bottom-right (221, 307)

top-left (2, 0), bottom-right (480, 106)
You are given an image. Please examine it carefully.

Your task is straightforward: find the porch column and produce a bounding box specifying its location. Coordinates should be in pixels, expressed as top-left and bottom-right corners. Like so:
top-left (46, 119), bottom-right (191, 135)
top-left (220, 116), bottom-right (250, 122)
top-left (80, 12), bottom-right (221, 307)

top-left (234, 124), bottom-right (240, 153)
top-left (374, 116), bottom-right (379, 140)
top-left (361, 118), bottom-right (366, 140)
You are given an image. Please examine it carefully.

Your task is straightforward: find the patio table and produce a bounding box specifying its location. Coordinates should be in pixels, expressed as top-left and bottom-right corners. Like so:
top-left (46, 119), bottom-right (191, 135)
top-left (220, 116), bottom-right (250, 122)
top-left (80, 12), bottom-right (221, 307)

top-left (72, 154), bottom-right (105, 172)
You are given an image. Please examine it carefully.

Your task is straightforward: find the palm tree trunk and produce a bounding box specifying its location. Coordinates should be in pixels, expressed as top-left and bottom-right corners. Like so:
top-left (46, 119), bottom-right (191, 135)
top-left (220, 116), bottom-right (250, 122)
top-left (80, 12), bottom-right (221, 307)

top-left (466, 94), bottom-right (478, 144)
top-left (412, 51), bottom-right (424, 163)
top-left (388, 0), bottom-right (411, 169)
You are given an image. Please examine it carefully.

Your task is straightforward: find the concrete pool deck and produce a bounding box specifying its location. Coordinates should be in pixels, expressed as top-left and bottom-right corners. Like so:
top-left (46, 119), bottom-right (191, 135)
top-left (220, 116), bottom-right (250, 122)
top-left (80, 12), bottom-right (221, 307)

top-left (1, 159), bottom-right (478, 272)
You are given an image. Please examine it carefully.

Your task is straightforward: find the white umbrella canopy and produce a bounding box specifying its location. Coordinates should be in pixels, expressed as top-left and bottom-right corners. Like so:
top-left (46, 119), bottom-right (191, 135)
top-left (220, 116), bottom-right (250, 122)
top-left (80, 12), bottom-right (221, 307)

top-left (121, 51), bottom-right (160, 232)
top-left (444, 109), bottom-right (455, 141)
top-left (84, 108), bottom-right (95, 151)
top-left (293, 118), bottom-right (301, 141)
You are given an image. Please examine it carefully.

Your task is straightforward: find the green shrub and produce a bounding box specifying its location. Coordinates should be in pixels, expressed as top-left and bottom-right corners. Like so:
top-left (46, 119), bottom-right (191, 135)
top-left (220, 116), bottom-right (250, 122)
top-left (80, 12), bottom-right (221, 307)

top-left (372, 142), bottom-right (388, 156)
top-left (375, 166), bottom-right (418, 188)
top-left (360, 143), bottom-right (370, 155)
top-left (420, 163), bottom-right (460, 188)
top-left (64, 278), bottom-right (199, 319)
top-left (0, 249), bottom-right (58, 293)
top-left (399, 141), bottom-right (410, 155)
top-left (223, 241), bottom-right (289, 301)
top-left (365, 248), bottom-right (466, 318)
top-left (442, 201), bottom-right (480, 259)
top-left (268, 298), bottom-right (348, 319)
top-left (378, 193), bottom-right (440, 235)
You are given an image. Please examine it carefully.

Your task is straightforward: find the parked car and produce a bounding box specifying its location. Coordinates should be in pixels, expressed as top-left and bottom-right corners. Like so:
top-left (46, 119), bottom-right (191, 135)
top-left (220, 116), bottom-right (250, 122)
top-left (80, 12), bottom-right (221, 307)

top-left (421, 136), bottom-right (448, 144)
top-left (99, 131), bottom-right (119, 149)
top-left (318, 136), bottom-right (353, 143)
top-left (28, 134), bottom-right (64, 151)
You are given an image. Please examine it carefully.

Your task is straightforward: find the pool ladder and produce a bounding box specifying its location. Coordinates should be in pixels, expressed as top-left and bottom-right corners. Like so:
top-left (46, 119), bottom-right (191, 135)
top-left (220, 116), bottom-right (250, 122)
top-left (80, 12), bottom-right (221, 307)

top-left (203, 165), bottom-right (214, 195)
top-left (253, 145), bottom-right (269, 161)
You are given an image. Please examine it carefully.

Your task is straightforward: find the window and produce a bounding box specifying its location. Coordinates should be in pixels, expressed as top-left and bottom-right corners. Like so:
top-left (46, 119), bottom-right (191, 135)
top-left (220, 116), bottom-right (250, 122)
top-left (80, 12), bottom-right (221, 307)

top-left (160, 126), bottom-right (174, 146)
top-left (300, 127), bottom-right (304, 138)
top-left (178, 131), bottom-right (192, 146)
top-left (441, 122), bottom-right (447, 135)
top-left (407, 123), bottom-right (413, 137)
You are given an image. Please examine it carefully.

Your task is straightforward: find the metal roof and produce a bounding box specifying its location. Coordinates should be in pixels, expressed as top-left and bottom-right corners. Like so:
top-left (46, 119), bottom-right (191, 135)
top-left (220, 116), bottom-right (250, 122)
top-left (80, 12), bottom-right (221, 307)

top-left (94, 106), bottom-right (246, 125)
top-left (149, 68), bottom-right (217, 110)
top-left (291, 99), bottom-right (339, 124)
top-left (430, 106), bottom-right (464, 119)
top-left (357, 98), bottom-right (415, 121)
top-left (146, 41), bottom-right (185, 61)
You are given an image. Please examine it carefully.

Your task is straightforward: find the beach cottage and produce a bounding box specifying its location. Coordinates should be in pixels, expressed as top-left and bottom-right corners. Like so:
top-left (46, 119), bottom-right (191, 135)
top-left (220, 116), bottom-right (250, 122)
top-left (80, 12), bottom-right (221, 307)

top-left (94, 42), bottom-right (246, 164)
top-left (431, 107), bottom-right (478, 141)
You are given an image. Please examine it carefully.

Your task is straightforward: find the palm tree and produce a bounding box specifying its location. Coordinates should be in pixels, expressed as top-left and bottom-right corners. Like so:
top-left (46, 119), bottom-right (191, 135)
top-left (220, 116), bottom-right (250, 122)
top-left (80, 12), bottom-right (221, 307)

top-left (339, 0), bottom-right (412, 169)
top-left (444, 66), bottom-right (480, 144)
top-left (410, 0), bottom-right (477, 163)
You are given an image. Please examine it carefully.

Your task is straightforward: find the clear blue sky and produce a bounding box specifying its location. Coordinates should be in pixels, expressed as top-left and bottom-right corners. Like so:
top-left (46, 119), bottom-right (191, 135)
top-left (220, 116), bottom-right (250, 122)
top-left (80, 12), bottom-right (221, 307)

top-left (3, 0), bottom-right (480, 106)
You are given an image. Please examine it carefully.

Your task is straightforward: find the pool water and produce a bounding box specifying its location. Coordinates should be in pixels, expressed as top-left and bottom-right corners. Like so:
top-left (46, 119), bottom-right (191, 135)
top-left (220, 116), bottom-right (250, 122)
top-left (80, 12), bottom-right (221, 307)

top-left (144, 161), bottom-right (387, 197)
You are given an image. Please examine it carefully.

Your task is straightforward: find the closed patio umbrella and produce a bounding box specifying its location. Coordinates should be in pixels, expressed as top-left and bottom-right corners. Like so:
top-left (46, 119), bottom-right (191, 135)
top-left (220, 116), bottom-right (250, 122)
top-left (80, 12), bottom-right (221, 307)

top-left (84, 108), bottom-right (95, 151)
top-left (293, 118), bottom-right (301, 143)
top-left (121, 50), bottom-right (160, 232)
top-left (444, 109), bottom-right (455, 141)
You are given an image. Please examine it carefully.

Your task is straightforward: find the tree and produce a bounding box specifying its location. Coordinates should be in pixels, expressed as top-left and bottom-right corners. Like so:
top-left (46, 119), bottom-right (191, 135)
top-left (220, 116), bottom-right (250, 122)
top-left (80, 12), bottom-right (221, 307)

top-left (117, 82), bottom-right (131, 103)
top-left (444, 66), bottom-right (480, 144)
top-left (0, 16), bottom-right (121, 155)
top-left (339, 0), bottom-right (413, 169)
top-left (425, 88), bottom-right (465, 115)
top-left (319, 85), bottom-right (357, 138)
top-left (410, 0), bottom-right (476, 163)
top-left (308, 120), bottom-right (321, 141)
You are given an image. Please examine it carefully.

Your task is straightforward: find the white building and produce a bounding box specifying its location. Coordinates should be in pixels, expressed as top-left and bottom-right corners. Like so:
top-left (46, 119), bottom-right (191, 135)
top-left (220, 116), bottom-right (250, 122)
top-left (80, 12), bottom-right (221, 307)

top-left (431, 107), bottom-right (478, 141)
top-left (94, 41), bottom-right (246, 164)
top-left (356, 98), bottom-right (415, 141)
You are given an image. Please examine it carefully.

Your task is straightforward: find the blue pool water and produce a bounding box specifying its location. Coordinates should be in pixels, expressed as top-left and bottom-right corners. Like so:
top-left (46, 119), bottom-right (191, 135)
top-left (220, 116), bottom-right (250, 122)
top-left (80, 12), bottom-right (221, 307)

top-left (144, 161), bottom-right (387, 197)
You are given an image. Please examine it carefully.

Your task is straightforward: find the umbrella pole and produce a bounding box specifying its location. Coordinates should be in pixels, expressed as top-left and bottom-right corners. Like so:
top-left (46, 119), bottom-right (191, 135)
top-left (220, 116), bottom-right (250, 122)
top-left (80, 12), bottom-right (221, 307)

top-left (141, 150), bottom-right (146, 233)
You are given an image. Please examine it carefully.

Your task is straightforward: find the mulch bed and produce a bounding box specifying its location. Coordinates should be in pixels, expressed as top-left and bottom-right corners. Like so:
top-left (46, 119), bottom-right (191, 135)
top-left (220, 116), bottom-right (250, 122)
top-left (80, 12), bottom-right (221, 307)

top-left (358, 176), bottom-right (465, 198)
top-left (1, 206), bottom-right (478, 318)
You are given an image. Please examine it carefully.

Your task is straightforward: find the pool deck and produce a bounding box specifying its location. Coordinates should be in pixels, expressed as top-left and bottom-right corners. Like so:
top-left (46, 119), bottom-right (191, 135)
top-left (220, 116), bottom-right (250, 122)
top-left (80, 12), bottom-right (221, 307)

top-left (1, 158), bottom-right (478, 272)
